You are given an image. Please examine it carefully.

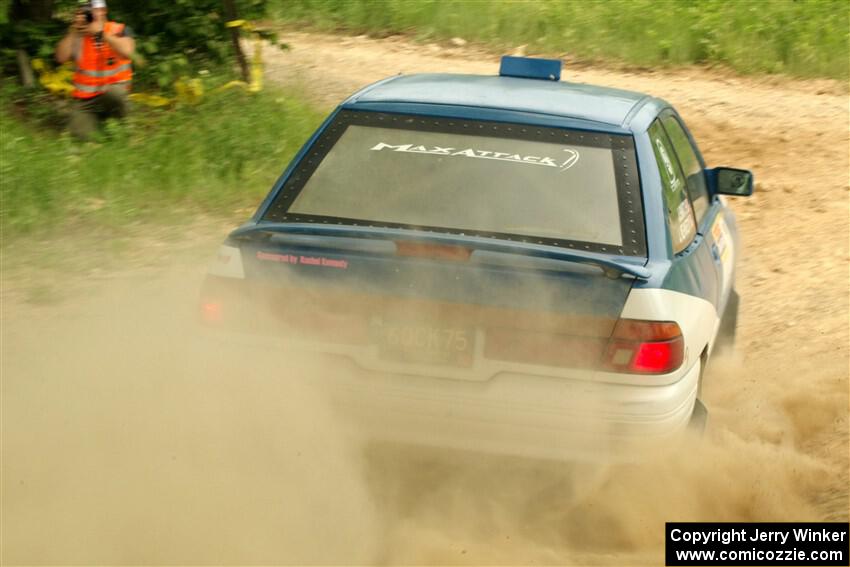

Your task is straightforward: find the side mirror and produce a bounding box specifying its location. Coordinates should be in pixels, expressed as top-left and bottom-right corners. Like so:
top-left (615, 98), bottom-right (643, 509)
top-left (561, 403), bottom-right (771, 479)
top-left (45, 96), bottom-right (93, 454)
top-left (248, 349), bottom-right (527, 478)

top-left (706, 167), bottom-right (754, 197)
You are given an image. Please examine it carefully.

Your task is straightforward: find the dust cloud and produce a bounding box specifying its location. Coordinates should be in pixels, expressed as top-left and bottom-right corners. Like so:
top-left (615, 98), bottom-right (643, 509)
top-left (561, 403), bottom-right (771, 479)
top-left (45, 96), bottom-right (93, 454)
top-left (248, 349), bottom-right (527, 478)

top-left (2, 261), bottom-right (378, 564)
top-left (7, 28), bottom-right (848, 564)
top-left (3, 243), bottom-right (846, 565)
top-left (364, 354), bottom-right (846, 565)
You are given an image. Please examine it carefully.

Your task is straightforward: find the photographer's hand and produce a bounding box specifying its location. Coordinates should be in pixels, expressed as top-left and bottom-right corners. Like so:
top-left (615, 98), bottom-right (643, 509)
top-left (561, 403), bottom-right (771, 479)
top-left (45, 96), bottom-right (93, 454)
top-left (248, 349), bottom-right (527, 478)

top-left (56, 12), bottom-right (85, 63)
top-left (72, 12), bottom-right (87, 34)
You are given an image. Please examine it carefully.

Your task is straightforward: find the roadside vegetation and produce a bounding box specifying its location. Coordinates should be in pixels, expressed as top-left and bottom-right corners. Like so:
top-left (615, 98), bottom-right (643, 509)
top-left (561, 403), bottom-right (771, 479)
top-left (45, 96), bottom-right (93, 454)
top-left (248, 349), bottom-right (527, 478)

top-left (0, 85), bottom-right (323, 238)
top-left (270, 0), bottom-right (849, 81)
top-left (0, 0), bottom-right (322, 244)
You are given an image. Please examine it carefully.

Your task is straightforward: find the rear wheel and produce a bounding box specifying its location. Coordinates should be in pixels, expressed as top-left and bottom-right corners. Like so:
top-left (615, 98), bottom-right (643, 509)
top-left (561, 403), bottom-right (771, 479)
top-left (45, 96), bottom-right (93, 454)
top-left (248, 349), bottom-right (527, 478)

top-left (687, 398), bottom-right (708, 436)
top-left (688, 349), bottom-right (710, 437)
top-left (692, 289), bottom-right (740, 435)
top-left (715, 288), bottom-right (739, 355)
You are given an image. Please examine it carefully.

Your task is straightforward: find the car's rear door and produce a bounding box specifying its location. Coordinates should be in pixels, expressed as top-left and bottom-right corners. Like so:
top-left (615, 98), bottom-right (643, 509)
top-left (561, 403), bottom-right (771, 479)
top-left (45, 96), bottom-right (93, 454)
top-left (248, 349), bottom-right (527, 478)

top-left (647, 119), bottom-right (720, 313)
top-left (658, 111), bottom-right (734, 312)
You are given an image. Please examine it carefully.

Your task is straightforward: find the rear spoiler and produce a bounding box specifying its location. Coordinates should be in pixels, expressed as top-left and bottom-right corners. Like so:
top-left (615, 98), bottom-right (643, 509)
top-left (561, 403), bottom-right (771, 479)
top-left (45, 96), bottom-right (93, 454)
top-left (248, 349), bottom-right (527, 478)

top-left (231, 223), bottom-right (650, 280)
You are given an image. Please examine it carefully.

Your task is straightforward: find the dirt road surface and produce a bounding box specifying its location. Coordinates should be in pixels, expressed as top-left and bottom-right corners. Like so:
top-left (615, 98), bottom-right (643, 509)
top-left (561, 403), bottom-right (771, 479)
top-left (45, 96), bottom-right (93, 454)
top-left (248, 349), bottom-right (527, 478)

top-left (3, 31), bottom-right (848, 564)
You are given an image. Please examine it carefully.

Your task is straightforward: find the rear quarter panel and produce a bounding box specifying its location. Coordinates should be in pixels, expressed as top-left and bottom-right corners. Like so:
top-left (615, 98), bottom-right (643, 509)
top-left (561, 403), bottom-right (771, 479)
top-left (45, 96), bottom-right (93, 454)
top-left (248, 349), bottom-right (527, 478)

top-left (629, 111), bottom-right (722, 366)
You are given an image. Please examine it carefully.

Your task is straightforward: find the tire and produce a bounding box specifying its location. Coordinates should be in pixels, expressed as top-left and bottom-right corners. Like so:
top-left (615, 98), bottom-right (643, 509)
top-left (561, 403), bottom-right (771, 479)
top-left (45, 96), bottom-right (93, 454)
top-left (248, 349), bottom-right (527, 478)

top-left (715, 288), bottom-right (739, 355)
top-left (687, 398), bottom-right (708, 436)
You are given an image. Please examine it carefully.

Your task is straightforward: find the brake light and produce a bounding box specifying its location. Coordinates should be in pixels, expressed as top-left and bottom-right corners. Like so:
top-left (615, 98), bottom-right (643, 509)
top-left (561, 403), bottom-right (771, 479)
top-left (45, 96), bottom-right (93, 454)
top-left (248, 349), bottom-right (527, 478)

top-left (395, 241), bottom-right (472, 261)
top-left (602, 319), bottom-right (684, 374)
top-left (200, 300), bottom-right (222, 323)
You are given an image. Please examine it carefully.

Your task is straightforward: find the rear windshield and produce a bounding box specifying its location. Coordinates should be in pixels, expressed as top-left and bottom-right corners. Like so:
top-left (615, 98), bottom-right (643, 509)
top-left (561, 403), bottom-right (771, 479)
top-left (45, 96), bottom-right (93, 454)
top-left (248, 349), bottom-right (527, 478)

top-left (263, 111), bottom-right (645, 256)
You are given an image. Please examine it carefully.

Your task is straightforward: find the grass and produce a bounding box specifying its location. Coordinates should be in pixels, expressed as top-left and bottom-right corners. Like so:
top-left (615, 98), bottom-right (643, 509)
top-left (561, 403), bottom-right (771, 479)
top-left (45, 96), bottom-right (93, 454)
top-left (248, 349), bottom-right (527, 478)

top-left (1, 83), bottom-right (325, 303)
top-left (268, 0), bottom-right (849, 80)
top-left (0, 83), bottom-right (325, 240)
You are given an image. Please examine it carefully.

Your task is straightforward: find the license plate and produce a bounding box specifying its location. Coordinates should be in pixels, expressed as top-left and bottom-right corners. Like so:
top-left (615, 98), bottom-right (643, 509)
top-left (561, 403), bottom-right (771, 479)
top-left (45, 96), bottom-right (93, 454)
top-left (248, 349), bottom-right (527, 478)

top-left (372, 319), bottom-right (475, 367)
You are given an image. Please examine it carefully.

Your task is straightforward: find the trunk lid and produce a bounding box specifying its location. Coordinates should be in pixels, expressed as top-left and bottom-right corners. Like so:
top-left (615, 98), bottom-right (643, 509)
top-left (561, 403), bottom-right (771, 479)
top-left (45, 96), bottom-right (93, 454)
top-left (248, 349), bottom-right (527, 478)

top-left (207, 231), bottom-right (638, 376)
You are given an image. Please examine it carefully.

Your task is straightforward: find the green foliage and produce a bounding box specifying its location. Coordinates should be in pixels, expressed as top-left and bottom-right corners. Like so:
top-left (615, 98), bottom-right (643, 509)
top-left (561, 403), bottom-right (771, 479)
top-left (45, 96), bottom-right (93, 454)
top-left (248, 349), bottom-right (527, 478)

top-left (107, 1), bottom-right (235, 86)
top-left (1, 0), bottom-right (272, 88)
top-left (269, 0), bottom-right (850, 80)
top-left (0, 81), bottom-right (324, 238)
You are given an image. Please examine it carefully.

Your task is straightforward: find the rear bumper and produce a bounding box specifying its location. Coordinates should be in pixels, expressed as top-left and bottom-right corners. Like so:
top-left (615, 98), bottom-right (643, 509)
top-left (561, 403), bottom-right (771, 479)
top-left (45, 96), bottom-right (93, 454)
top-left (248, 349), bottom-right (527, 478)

top-left (203, 330), bottom-right (699, 462)
top-left (320, 357), bottom-right (699, 462)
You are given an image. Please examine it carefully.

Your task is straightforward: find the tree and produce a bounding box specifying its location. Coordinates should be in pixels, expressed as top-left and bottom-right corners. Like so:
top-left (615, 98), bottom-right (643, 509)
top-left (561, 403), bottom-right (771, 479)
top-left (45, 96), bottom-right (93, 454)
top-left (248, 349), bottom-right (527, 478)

top-left (222, 0), bottom-right (249, 83)
top-left (10, 0), bottom-right (55, 22)
top-left (4, 0), bottom-right (62, 86)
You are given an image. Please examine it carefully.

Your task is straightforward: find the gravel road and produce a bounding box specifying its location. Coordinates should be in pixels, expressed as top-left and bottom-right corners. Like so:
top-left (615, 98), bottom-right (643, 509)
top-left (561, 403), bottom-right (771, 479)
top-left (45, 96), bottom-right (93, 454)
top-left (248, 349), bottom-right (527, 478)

top-left (2, 31), bottom-right (847, 565)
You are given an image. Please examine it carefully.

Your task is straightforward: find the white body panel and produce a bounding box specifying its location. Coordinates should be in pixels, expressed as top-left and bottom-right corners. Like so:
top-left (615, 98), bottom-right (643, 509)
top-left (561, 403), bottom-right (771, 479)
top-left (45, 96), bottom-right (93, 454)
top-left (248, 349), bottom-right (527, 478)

top-left (207, 245), bottom-right (245, 279)
top-left (621, 287), bottom-right (719, 379)
top-left (204, 327), bottom-right (700, 462)
top-left (325, 356), bottom-right (700, 462)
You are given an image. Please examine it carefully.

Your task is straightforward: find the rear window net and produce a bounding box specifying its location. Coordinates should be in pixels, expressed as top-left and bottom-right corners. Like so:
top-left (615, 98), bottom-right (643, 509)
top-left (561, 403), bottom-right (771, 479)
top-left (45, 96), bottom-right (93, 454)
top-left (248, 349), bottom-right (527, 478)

top-left (262, 110), bottom-right (647, 256)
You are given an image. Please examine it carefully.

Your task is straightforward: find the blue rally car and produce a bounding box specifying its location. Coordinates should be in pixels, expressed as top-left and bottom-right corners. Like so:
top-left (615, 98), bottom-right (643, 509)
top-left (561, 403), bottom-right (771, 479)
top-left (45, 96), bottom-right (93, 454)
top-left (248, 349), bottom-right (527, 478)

top-left (200, 57), bottom-right (753, 461)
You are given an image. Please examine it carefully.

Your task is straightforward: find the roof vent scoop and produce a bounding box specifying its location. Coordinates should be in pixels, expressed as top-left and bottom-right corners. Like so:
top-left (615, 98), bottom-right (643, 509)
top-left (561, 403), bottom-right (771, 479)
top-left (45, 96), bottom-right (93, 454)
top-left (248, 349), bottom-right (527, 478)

top-left (499, 56), bottom-right (561, 81)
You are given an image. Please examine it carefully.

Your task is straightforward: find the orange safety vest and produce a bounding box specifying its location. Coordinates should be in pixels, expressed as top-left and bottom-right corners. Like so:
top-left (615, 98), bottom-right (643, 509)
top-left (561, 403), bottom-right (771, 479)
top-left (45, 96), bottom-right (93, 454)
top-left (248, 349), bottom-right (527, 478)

top-left (72, 21), bottom-right (133, 99)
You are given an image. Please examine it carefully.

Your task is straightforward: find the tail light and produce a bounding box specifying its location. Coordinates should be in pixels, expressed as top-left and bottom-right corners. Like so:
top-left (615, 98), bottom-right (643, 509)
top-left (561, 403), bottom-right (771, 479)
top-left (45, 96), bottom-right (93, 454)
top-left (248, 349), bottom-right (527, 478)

top-left (199, 245), bottom-right (244, 326)
top-left (200, 300), bottom-right (223, 324)
top-left (199, 279), bottom-right (232, 326)
top-left (601, 319), bottom-right (684, 374)
top-left (199, 276), bottom-right (370, 344)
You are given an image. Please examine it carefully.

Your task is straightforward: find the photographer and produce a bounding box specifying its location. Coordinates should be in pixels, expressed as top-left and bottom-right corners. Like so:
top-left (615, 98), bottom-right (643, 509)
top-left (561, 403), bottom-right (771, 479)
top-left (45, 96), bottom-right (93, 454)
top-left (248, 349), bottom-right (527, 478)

top-left (55, 0), bottom-right (135, 140)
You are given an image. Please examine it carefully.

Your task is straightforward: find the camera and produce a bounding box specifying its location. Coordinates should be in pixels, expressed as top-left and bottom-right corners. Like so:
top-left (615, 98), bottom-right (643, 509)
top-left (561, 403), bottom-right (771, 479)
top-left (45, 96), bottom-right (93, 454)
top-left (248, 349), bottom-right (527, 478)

top-left (79, 2), bottom-right (94, 23)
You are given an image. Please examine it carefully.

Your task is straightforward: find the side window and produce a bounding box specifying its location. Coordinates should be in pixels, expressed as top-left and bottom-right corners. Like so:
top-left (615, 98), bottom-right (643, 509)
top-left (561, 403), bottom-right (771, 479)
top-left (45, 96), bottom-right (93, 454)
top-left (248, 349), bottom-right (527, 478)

top-left (649, 120), bottom-right (696, 254)
top-left (660, 114), bottom-right (709, 224)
